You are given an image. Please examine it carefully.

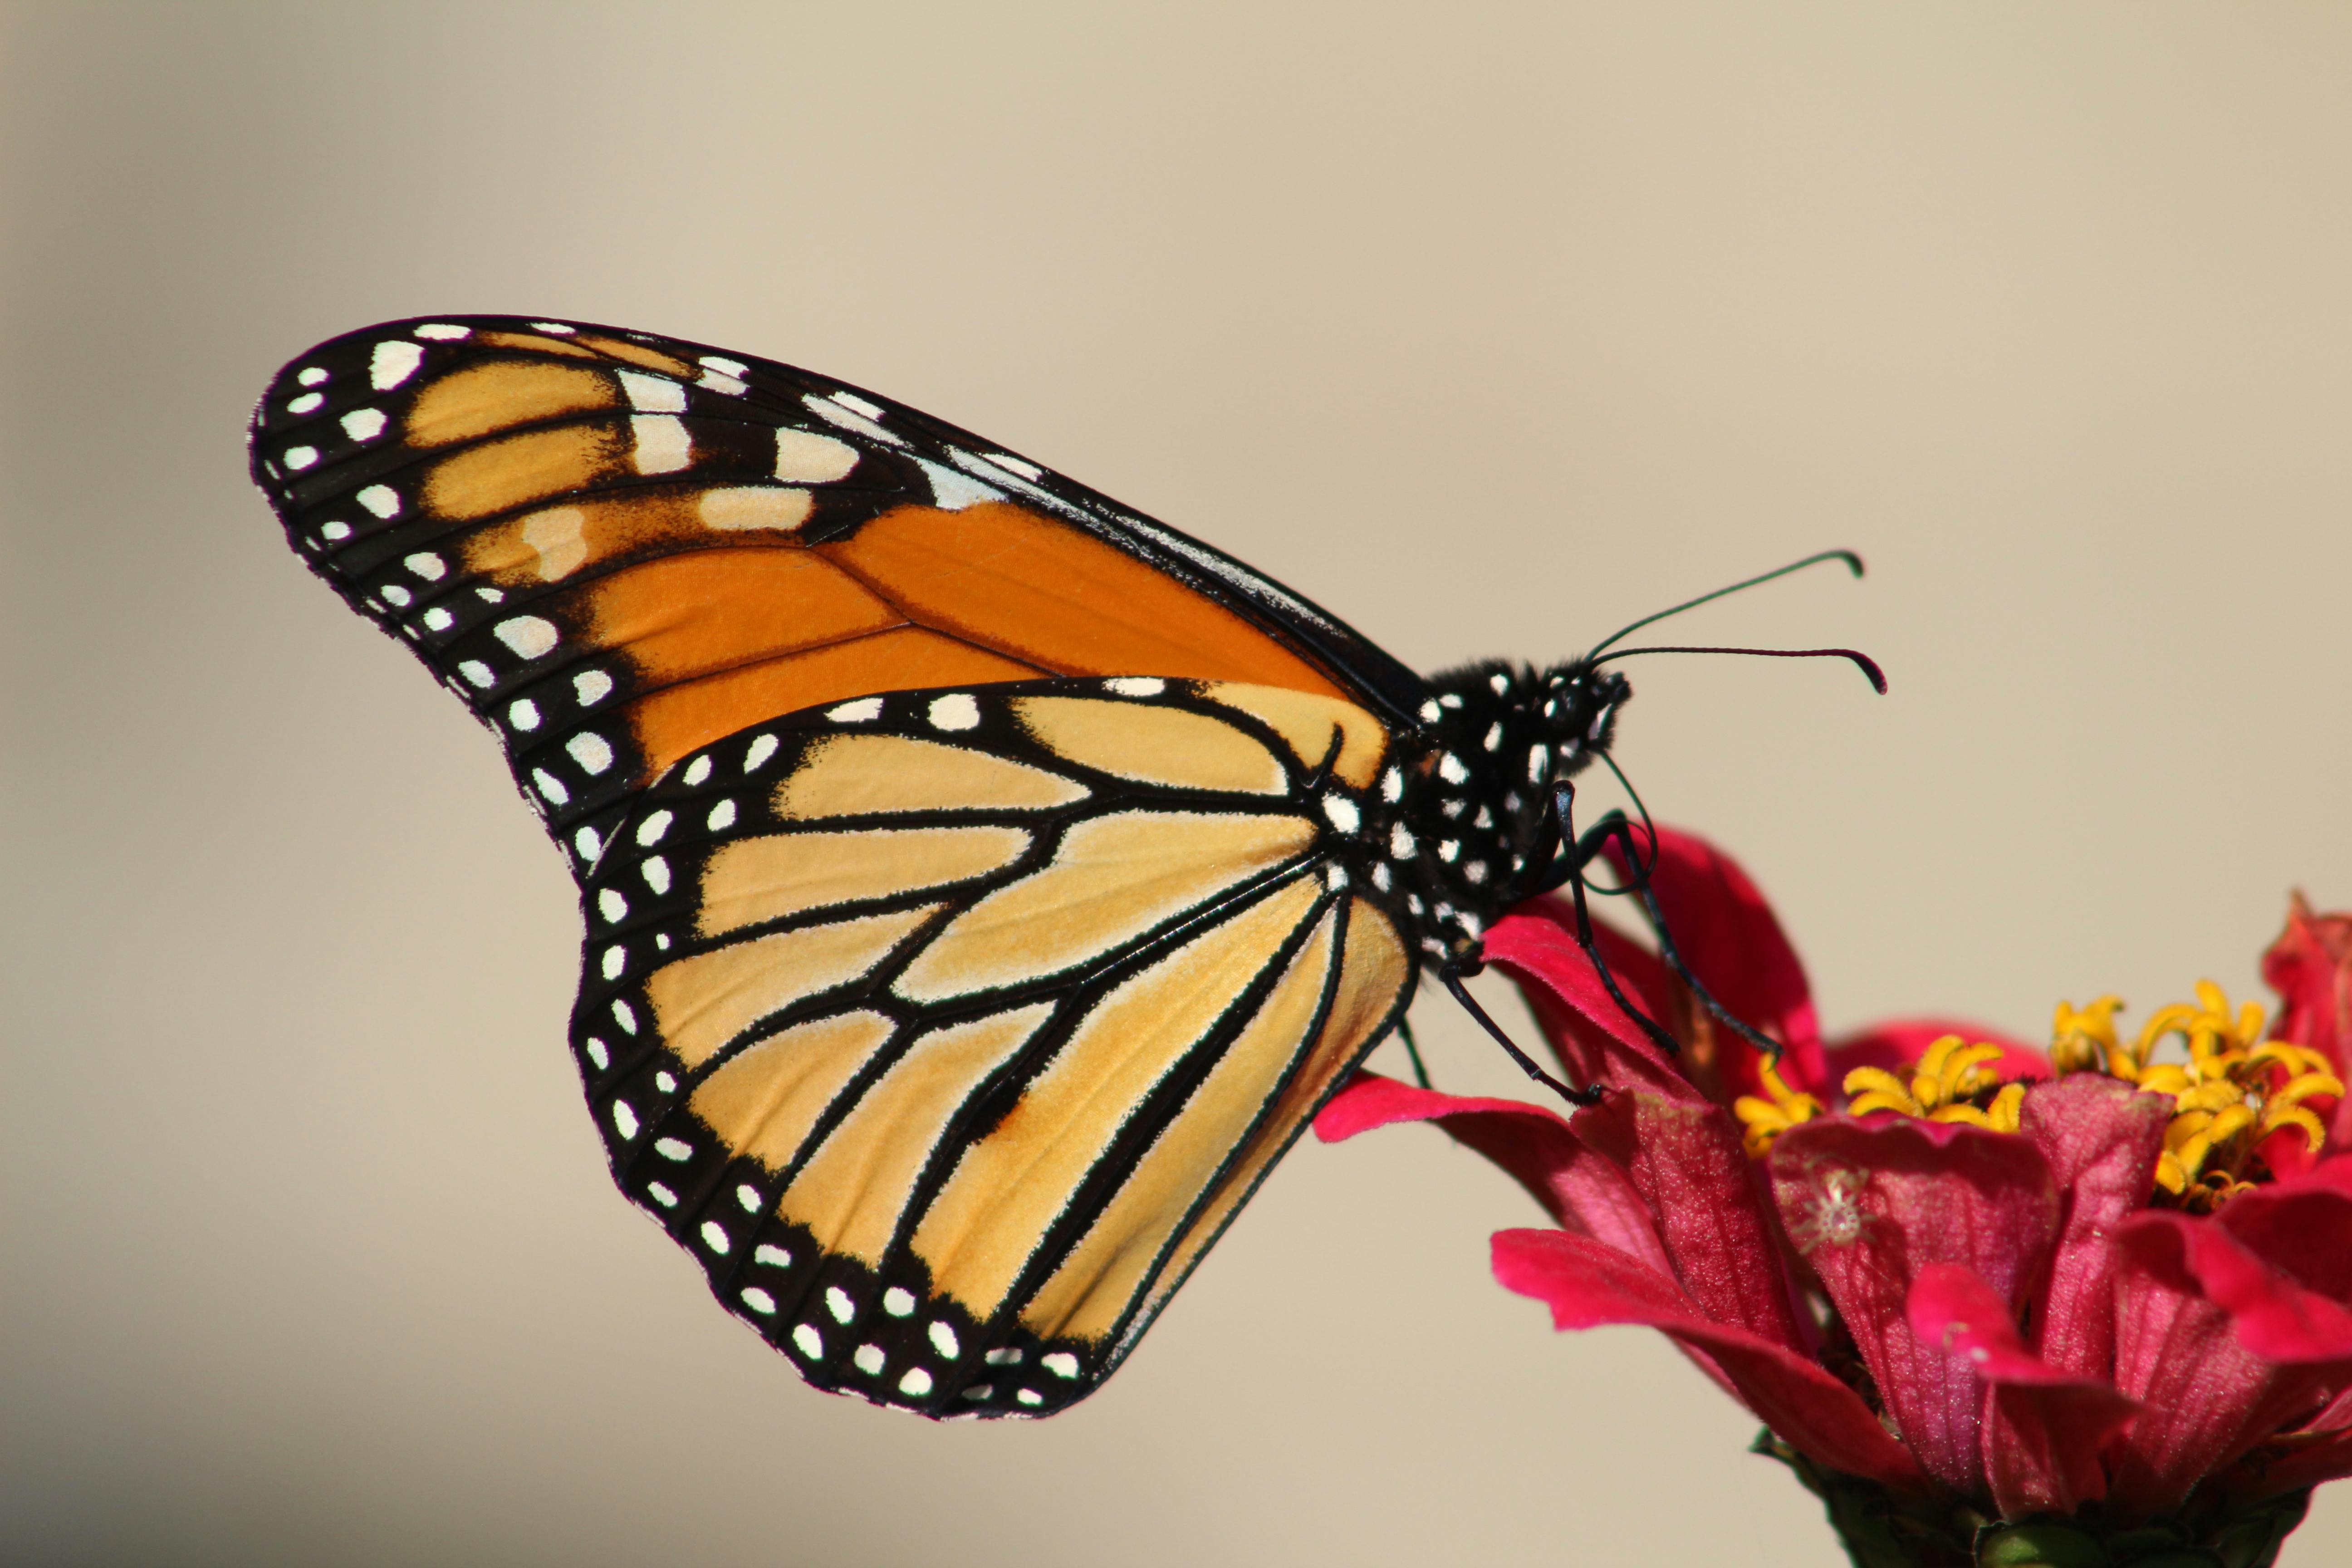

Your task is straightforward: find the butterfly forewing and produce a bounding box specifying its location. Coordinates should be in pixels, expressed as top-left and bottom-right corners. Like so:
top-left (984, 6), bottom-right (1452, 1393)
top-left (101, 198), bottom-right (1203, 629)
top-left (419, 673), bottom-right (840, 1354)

top-left (570, 678), bottom-right (1412, 1414)
top-left (250, 316), bottom-right (1425, 868)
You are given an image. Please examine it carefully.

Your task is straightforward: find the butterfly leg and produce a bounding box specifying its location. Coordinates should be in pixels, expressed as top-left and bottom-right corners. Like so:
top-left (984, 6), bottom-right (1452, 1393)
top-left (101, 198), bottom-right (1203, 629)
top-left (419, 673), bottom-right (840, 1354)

top-left (1394, 1015), bottom-right (1434, 1090)
top-left (1548, 782), bottom-right (1787, 1065)
top-left (1436, 961), bottom-right (1602, 1107)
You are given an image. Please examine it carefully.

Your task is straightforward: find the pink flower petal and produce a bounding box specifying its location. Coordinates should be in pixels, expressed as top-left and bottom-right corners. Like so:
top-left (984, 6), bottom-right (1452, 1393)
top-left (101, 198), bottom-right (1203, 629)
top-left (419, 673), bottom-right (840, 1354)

top-left (1599, 825), bottom-right (1831, 1100)
top-left (2107, 1211), bottom-right (2352, 1516)
top-left (1572, 1088), bottom-right (1812, 1353)
top-left (2016, 1075), bottom-right (2171, 1380)
top-left (1481, 907), bottom-right (1691, 1097)
top-left (2215, 1157), bottom-right (2352, 1316)
top-left (1907, 1262), bottom-right (2137, 1517)
top-left (1769, 1117), bottom-right (2062, 1496)
top-left (1493, 1227), bottom-right (1926, 1492)
top-left (1313, 1073), bottom-right (1672, 1273)
top-left (2262, 893), bottom-right (2352, 1153)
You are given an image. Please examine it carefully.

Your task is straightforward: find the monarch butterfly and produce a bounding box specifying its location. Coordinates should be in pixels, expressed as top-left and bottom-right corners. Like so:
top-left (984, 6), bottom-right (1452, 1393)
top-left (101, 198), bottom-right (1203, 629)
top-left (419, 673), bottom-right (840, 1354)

top-left (249, 316), bottom-right (1845, 1419)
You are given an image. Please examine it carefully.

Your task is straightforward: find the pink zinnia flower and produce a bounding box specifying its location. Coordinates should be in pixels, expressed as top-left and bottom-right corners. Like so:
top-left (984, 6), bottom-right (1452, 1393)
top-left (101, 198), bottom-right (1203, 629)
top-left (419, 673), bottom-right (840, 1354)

top-left (1318, 827), bottom-right (2352, 1566)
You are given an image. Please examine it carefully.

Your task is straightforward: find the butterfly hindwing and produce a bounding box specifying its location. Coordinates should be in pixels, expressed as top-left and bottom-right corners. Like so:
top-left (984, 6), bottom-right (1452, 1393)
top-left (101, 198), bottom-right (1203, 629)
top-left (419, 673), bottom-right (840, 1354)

top-left (570, 677), bottom-right (1413, 1415)
top-left (249, 316), bottom-right (1426, 868)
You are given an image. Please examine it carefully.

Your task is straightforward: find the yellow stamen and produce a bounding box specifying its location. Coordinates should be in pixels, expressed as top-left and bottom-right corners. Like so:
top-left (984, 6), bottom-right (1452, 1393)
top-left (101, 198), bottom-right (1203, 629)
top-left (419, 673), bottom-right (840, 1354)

top-left (2048, 980), bottom-right (2342, 1209)
top-left (1732, 1054), bottom-right (1825, 1156)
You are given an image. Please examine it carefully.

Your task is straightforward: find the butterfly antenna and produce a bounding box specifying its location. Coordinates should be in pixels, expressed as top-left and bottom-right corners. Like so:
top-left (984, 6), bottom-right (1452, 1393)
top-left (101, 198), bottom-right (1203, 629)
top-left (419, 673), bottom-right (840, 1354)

top-left (1586, 549), bottom-right (1864, 662)
top-left (1591, 643), bottom-right (1886, 693)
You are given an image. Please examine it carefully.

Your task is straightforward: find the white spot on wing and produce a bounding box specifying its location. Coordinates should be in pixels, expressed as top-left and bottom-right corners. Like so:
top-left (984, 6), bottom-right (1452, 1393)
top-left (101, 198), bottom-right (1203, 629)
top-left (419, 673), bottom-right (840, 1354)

top-left (413, 323), bottom-right (470, 340)
top-left (754, 1243), bottom-right (792, 1267)
top-left (853, 1344), bottom-right (885, 1375)
top-left (611, 1101), bottom-right (638, 1138)
top-left (617, 370), bottom-right (686, 412)
top-left (420, 607), bottom-right (453, 632)
top-left (883, 1288), bottom-right (916, 1317)
top-left (898, 1368), bottom-right (933, 1397)
top-left (1042, 1352), bottom-right (1080, 1379)
top-left (574, 670), bottom-right (613, 706)
top-left (568, 733), bottom-right (615, 774)
top-left (287, 392), bottom-right (323, 414)
top-left (828, 389), bottom-right (885, 418)
top-left (1321, 795), bottom-right (1361, 833)
top-left (698, 1220), bottom-right (730, 1253)
top-left (341, 408), bottom-right (387, 441)
top-left (740, 1286), bottom-right (776, 1313)
top-left (404, 552), bottom-right (445, 580)
top-left (929, 1321), bottom-right (960, 1358)
top-left (295, 366), bottom-right (328, 386)
top-left (640, 856), bottom-right (670, 894)
top-left (283, 446), bottom-right (318, 470)
top-left (1438, 753), bottom-right (1470, 785)
top-left (531, 769), bottom-right (569, 805)
top-left (803, 392), bottom-right (902, 446)
top-left (601, 946), bottom-right (625, 979)
top-left (459, 660), bottom-right (495, 688)
top-left (792, 1324), bottom-right (823, 1358)
top-left (495, 617), bottom-right (559, 658)
top-left (529, 321), bottom-right (577, 334)
top-left (825, 1287), bottom-right (855, 1324)
top-left (1103, 677), bottom-right (1166, 697)
top-left (631, 414), bottom-right (691, 474)
top-left (597, 888), bottom-right (627, 922)
top-left (828, 697), bottom-right (883, 723)
top-left (357, 485), bottom-right (399, 519)
top-left (775, 428), bottom-right (858, 483)
top-left (744, 735), bottom-right (779, 771)
top-left (983, 451), bottom-right (1042, 480)
top-left (636, 811), bottom-right (672, 846)
top-left (370, 340), bottom-right (424, 390)
top-left (507, 698), bottom-right (540, 730)
top-left (918, 458), bottom-right (1001, 510)
top-left (682, 755), bottom-right (713, 786)
top-left (706, 799), bottom-right (736, 830)
top-left (928, 693), bottom-right (980, 731)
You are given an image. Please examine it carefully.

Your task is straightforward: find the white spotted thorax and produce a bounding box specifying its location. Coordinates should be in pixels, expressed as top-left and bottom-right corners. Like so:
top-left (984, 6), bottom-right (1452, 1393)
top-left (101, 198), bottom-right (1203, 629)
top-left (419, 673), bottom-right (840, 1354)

top-left (1386, 659), bottom-right (1632, 963)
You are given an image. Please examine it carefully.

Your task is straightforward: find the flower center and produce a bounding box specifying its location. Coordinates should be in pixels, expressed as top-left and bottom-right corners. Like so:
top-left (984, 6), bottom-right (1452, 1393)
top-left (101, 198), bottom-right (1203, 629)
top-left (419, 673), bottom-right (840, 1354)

top-left (2050, 981), bottom-right (2342, 1210)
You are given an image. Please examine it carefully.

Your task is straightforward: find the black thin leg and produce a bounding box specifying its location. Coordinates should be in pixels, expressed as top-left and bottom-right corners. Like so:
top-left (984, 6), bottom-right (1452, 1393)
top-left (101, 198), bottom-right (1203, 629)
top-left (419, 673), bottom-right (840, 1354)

top-left (1438, 965), bottom-right (1601, 1107)
top-left (1544, 782), bottom-right (1686, 1059)
top-left (1550, 782), bottom-right (1787, 1064)
top-left (1395, 1016), bottom-right (1433, 1090)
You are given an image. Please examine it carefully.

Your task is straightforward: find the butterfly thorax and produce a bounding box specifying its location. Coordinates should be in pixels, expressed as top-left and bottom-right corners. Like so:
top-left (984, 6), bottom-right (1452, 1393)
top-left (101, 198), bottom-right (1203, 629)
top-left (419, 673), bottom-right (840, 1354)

top-left (1384, 659), bottom-right (1632, 964)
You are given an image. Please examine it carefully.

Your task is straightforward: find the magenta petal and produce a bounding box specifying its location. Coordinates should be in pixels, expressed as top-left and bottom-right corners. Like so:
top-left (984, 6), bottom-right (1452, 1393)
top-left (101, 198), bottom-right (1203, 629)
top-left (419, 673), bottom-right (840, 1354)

top-left (1573, 1088), bottom-right (1812, 1352)
top-left (2215, 1159), bottom-right (2352, 1314)
top-left (1769, 1117), bottom-right (2062, 1497)
top-left (2017, 1076), bottom-right (2171, 1380)
top-left (2106, 1213), bottom-right (2352, 1516)
top-left (2144, 1204), bottom-right (2352, 1365)
top-left (1908, 1262), bottom-right (2137, 1517)
top-left (2230, 1425), bottom-right (2352, 1502)
top-left (1480, 909), bottom-right (1691, 1096)
top-left (1313, 1072), bottom-right (1673, 1272)
top-left (1493, 1227), bottom-right (1926, 1492)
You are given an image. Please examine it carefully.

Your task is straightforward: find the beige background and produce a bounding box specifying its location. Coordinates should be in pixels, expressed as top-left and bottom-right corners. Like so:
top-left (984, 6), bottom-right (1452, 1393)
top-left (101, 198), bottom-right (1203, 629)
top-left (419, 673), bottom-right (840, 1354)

top-left (5, 4), bottom-right (2349, 1563)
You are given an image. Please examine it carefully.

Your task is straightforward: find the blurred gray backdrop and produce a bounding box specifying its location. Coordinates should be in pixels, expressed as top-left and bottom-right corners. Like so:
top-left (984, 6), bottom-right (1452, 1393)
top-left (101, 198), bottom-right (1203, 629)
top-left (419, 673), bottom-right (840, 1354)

top-left (5, 4), bottom-right (2349, 1564)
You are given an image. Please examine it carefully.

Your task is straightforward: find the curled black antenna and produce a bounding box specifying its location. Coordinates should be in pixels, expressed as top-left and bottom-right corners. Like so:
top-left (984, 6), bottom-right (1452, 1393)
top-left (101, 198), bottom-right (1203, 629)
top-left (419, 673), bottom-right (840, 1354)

top-left (1586, 549), bottom-right (1864, 663)
top-left (1592, 643), bottom-right (1887, 694)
